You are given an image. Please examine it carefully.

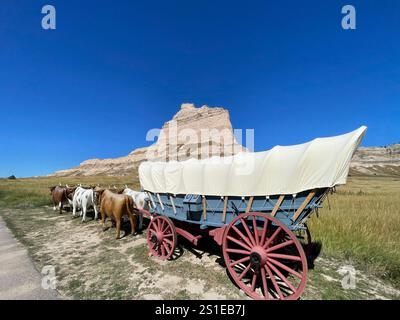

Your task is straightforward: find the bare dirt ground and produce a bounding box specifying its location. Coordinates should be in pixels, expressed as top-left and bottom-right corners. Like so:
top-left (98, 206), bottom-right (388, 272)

top-left (0, 206), bottom-right (399, 300)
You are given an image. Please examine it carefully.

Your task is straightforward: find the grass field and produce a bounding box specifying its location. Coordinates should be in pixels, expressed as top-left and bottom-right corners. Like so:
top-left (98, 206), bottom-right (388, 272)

top-left (0, 174), bottom-right (399, 297)
top-left (308, 175), bottom-right (400, 287)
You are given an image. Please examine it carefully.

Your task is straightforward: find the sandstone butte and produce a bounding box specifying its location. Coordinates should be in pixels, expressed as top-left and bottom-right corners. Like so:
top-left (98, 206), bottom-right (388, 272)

top-left (50, 103), bottom-right (247, 177)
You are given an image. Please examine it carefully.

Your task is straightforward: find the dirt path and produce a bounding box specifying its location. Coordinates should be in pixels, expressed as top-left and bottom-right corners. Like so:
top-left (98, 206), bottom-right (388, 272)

top-left (0, 207), bottom-right (398, 300)
top-left (0, 216), bottom-right (58, 300)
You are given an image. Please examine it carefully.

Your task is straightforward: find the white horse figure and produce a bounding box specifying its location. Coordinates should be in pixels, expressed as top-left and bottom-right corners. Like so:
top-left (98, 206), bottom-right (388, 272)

top-left (122, 187), bottom-right (149, 230)
top-left (72, 186), bottom-right (98, 222)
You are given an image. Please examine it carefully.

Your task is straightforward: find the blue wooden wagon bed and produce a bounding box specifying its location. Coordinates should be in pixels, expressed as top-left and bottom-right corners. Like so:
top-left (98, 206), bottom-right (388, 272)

top-left (147, 188), bottom-right (329, 230)
top-left (137, 126), bottom-right (366, 300)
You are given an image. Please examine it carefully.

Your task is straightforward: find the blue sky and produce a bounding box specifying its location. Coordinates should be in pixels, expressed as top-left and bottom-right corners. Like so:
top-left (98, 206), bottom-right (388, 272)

top-left (0, 0), bottom-right (399, 177)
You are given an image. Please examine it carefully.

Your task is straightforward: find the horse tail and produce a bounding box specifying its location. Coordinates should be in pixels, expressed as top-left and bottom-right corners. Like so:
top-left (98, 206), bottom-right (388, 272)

top-left (125, 196), bottom-right (137, 217)
top-left (125, 196), bottom-right (137, 233)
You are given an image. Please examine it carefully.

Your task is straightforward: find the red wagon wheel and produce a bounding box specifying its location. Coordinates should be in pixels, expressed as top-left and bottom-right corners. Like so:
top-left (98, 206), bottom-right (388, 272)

top-left (147, 215), bottom-right (177, 261)
top-left (222, 212), bottom-right (307, 300)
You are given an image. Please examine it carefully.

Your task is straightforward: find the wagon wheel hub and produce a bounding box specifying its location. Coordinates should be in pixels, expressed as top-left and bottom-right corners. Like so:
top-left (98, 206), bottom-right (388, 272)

top-left (156, 231), bottom-right (164, 244)
top-left (250, 246), bottom-right (268, 267)
top-left (150, 234), bottom-right (158, 244)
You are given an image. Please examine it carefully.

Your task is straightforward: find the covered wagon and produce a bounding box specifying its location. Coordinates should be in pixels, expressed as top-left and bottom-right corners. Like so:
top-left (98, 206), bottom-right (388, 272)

top-left (137, 126), bottom-right (367, 300)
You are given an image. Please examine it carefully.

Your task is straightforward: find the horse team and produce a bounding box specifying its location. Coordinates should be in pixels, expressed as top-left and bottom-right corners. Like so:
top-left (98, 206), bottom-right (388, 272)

top-left (50, 184), bottom-right (149, 239)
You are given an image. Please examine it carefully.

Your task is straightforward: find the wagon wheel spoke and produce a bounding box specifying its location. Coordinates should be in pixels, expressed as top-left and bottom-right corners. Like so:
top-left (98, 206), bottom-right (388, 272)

top-left (163, 228), bottom-right (171, 237)
top-left (162, 241), bottom-right (170, 254)
top-left (161, 220), bottom-right (171, 234)
top-left (152, 222), bottom-right (160, 233)
top-left (160, 243), bottom-right (166, 258)
top-left (238, 263), bottom-right (252, 281)
top-left (227, 235), bottom-right (252, 251)
top-left (260, 218), bottom-right (269, 245)
top-left (148, 221), bottom-right (157, 231)
top-left (266, 239), bottom-right (294, 253)
top-left (267, 253), bottom-right (302, 262)
top-left (239, 218), bottom-right (256, 246)
top-left (263, 227), bottom-right (282, 249)
top-left (264, 264), bottom-right (284, 299)
top-left (159, 219), bottom-right (165, 232)
top-left (161, 223), bottom-right (169, 233)
top-left (163, 238), bottom-right (173, 246)
top-left (228, 256), bottom-right (251, 268)
top-left (164, 233), bottom-right (174, 238)
top-left (231, 225), bottom-right (254, 249)
top-left (260, 267), bottom-right (269, 299)
top-left (250, 270), bottom-right (258, 292)
top-left (267, 261), bottom-right (296, 293)
top-left (226, 248), bottom-right (251, 255)
top-left (251, 216), bottom-right (259, 245)
top-left (268, 257), bottom-right (303, 279)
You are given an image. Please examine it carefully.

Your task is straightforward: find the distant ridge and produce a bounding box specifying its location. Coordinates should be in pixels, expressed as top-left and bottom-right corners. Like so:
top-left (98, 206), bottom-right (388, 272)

top-left (350, 144), bottom-right (400, 177)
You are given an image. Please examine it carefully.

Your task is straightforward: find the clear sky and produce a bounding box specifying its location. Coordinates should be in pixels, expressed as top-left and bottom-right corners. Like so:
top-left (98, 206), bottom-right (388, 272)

top-left (0, 0), bottom-right (399, 177)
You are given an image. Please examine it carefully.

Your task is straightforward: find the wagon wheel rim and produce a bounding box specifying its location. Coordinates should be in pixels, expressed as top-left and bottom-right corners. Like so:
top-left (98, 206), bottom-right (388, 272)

top-left (222, 212), bottom-right (308, 300)
top-left (147, 216), bottom-right (177, 261)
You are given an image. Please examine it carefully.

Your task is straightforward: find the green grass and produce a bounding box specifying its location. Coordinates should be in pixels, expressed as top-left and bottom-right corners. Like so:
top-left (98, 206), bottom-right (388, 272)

top-left (308, 176), bottom-right (400, 287)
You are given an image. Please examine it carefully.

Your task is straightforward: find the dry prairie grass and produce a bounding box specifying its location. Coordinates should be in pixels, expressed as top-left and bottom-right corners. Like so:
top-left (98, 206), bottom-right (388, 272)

top-left (308, 176), bottom-right (400, 286)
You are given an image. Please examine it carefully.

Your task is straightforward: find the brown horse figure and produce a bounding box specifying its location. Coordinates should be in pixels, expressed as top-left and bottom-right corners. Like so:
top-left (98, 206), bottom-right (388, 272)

top-left (49, 185), bottom-right (76, 214)
top-left (95, 188), bottom-right (138, 239)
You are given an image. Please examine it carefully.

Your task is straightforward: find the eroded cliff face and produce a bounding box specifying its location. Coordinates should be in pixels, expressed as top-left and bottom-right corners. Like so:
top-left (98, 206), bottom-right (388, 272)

top-left (51, 103), bottom-right (247, 176)
top-left (50, 103), bottom-right (400, 177)
top-left (350, 144), bottom-right (400, 176)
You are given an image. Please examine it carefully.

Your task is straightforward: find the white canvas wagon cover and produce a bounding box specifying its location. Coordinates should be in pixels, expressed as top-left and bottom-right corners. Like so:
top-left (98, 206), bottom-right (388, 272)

top-left (139, 126), bottom-right (367, 196)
